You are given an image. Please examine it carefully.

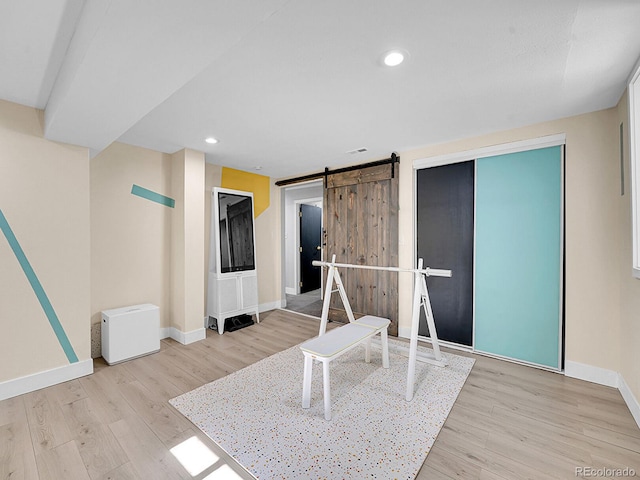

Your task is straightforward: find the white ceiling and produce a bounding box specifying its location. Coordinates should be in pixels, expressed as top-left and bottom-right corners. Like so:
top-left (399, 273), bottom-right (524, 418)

top-left (2, 0), bottom-right (640, 179)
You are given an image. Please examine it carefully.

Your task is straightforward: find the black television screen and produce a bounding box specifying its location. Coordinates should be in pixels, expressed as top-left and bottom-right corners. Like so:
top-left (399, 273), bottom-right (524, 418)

top-left (217, 192), bottom-right (255, 273)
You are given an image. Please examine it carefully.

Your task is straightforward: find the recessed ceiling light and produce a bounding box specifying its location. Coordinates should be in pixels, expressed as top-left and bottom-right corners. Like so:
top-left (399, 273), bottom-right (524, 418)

top-left (205, 137), bottom-right (218, 144)
top-left (254, 166), bottom-right (262, 170)
top-left (383, 50), bottom-right (406, 67)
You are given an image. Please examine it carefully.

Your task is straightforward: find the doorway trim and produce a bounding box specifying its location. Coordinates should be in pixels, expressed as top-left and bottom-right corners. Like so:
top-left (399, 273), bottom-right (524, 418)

top-left (279, 180), bottom-right (324, 308)
top-left (414, 133), bottom-right (566, 169)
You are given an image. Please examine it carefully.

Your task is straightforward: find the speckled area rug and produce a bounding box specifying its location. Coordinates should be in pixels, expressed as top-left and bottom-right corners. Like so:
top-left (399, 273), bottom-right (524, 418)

top-left (169, 338), bottom-right (474, 479)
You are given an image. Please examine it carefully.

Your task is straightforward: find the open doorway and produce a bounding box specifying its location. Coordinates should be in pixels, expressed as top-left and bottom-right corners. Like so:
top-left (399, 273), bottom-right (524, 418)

top-left (282, 181), bottom-right (323, 317)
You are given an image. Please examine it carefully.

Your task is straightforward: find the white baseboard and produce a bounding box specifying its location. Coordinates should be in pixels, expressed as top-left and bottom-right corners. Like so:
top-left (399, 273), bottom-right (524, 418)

top-left (168, 327), bottom-right (206, 345)
top-left (0, 359), bottom-right (94, 401)
top-left (285, 287), bottom-right (296, 295)
top-left (398, 327), bottom-right (411, 339)
top-left (564, 360), bottom-right (620, 388)
top-left (260, 300), bottom-right (284, 312)
top-left (618, 374), bottom-right (640, 429)
top-left (160, 327), bottom-right (206, 345)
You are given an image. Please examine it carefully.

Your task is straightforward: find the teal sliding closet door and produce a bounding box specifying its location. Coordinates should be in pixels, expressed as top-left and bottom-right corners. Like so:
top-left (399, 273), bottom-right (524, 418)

top-left (475, 146), bottom-right (562, 369)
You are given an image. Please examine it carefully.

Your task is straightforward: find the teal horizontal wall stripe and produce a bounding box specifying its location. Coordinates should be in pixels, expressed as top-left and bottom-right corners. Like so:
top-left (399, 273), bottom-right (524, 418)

top-left (131, 184), bottom-right (175, 208)
top-left (0, 209), bottom-right (79, 363)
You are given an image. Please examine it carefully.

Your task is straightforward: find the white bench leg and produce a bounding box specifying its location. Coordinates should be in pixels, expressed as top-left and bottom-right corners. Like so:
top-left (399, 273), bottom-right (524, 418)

top-left (302, 354), bottom-right (312, 409)
top-left (365, 337), bottom-right (371, 363)
top-left (381, 328), bottom-right (389, 369)
top-left (322, 360), bottom-right (331, 421)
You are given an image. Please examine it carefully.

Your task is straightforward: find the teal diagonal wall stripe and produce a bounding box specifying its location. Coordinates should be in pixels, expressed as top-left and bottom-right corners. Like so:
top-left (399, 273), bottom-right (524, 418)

top-left (131, 184), bottom-right (175, 208)
top-left (0, 209), bottom-right (79, 363)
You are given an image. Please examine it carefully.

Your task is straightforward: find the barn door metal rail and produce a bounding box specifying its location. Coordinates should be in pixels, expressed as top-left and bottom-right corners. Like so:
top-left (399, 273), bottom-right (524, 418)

top-left (274, 153), bottom-right (400, 187)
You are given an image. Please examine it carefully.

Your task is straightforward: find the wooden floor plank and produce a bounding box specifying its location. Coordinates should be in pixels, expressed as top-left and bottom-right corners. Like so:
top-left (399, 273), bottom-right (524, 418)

top-left (0, 396), bottom-right (28, 427)
top-left (440, 415), bottom-right (489, 449)
top-left (431, 420), bottom-right (554, 480)
top-left (59, 398), bottom-right (129, 479)
top-left (120, 358), bottom-right (184, 402)
top-left (96, 462), bottom-right (141, 480)
top-left (154, 343), bottom-right (231, 384)
top-left (491, 406), bottom-right (640, 468)
top-left (140, 350), bottom-right (203, 394)
top-left (23, 389), bottom-right (74, 455)
top-left (77, 372), bottom-right (137, 426)
top-left (484, 430), bottom-right (586, 478)
top-left (415, 463), bottom-right (456, 479)
top-left (115, 381), bottom-right (190, 446)
top-left (479, 469), bottom-right (511, 480)
top-left (424, 445), bottom-right (483, 480)
top-left (0, 420), bottom-right (39, 480)
top-left (583, 423), bottom-right (640, 454)
top-left (44, 379), bottom-right (87, 407)
top-left (35, 440), bottom-right (90, 480)
top-left (108, 416), bottom-right (188, 480)
top-left (471, 359), bottom-right (624, 406)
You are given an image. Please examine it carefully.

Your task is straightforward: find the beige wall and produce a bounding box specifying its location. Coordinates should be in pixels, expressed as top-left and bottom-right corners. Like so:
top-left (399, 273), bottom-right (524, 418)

top-left (397, 107), bottom-right (622, 374)
top-left (255, 180), bottom-right (282, 307)
top-left (92, 145), bottom-right (207, 337)
top-left (617, 92), bottom-right (640, 402)
top-left (91, 142), bottom-right (173, 332)
top-left (92, 143), bottom-right (280, 343)
top-left (0, 100), bottom-right (90, 382)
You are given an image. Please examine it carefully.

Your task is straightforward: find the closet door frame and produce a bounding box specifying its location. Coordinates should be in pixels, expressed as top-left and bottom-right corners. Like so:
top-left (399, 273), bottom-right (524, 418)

top-left (413, 133), bottom-right (565, 371)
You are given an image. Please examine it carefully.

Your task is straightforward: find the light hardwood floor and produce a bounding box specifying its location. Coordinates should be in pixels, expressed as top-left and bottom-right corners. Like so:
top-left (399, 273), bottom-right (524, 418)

top-left (1, 309), bottom-right (639, 479)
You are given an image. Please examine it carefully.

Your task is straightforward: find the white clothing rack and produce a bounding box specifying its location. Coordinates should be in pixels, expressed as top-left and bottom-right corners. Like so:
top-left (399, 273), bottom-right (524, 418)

top-left (312, 255), bottom-right (452, 401)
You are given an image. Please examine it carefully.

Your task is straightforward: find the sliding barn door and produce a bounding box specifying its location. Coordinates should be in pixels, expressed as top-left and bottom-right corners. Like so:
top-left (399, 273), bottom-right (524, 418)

top-left (323, 164), bottom-right (399, 335)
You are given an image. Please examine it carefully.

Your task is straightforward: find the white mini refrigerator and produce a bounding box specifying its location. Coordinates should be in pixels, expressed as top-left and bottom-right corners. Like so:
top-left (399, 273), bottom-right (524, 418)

top-left (101, 303), bottom-right (160, 365)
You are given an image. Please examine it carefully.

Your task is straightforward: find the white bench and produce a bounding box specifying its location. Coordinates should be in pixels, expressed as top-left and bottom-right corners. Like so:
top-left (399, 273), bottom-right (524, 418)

top-left (300, 315), bottom-right (390, 420)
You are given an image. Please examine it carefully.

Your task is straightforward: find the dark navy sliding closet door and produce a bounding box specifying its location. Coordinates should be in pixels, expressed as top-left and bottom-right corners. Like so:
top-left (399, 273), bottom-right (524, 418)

top-left (416, 161), bottom-right (474, 346)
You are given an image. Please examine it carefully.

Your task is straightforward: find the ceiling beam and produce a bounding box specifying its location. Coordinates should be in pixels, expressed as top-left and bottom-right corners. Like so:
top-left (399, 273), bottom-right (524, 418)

top-left (44, 0), bottom-right (289, 156)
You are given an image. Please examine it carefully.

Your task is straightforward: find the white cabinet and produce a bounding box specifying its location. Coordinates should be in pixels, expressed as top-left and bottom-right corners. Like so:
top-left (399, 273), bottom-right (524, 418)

top-left (207, 187), bottom-right (259, 334)
top-left (101, 304), bottom-right (160, 364)
top-left (207, 272), bottom-right (259, 334)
